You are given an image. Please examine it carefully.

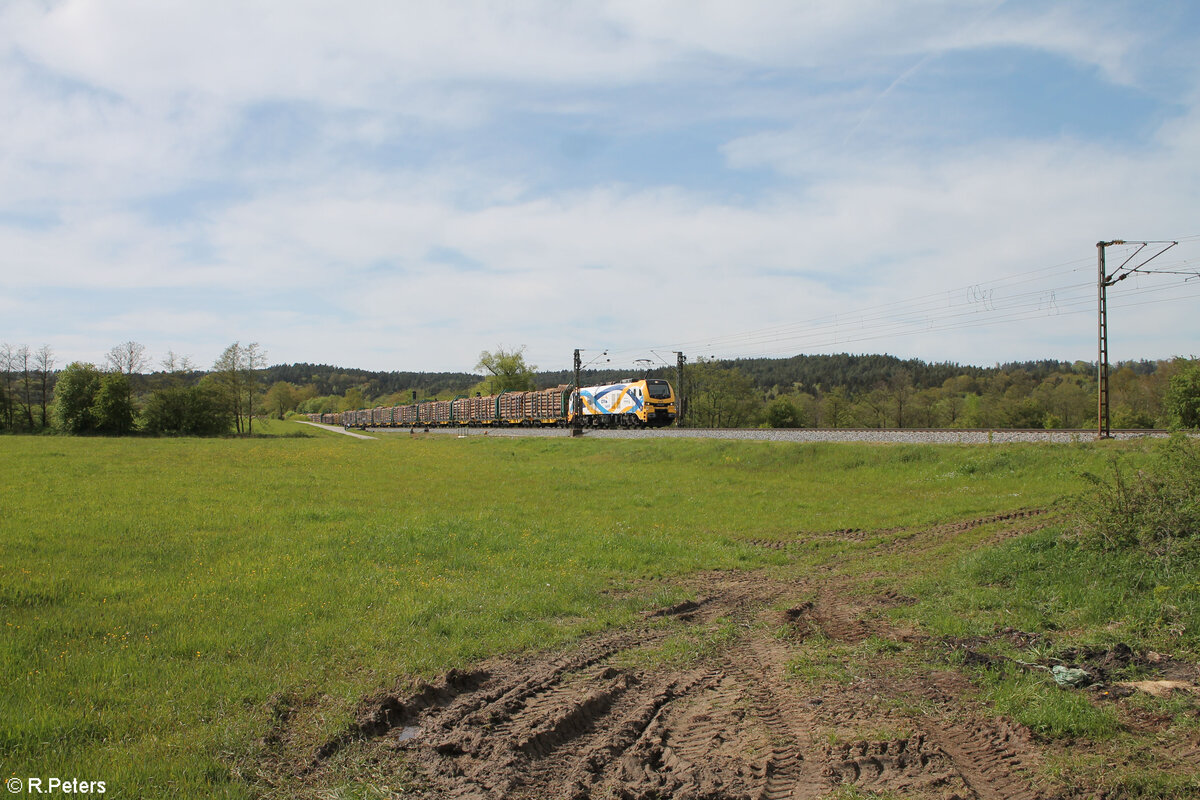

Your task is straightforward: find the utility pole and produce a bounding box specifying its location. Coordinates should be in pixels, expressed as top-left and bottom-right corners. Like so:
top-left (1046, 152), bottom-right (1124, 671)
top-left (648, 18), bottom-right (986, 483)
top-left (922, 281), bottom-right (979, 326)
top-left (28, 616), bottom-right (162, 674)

top-left (1096, 240), bottom-right (1121, 439)
top-left (675, 351), bottom-right (686, 426)
top-left (1095, 238), bottom-right (1182, 439)
top-left (572, 348), bottom-right (582, 435)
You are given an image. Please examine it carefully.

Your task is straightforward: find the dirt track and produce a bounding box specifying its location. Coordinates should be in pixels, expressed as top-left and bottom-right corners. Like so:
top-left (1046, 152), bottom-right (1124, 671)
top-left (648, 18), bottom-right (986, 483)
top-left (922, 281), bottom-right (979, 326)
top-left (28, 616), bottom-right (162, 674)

top-left (295, 420), bottom-right (378, 440)
top-left (257, 513), bottom-right (1198, 799)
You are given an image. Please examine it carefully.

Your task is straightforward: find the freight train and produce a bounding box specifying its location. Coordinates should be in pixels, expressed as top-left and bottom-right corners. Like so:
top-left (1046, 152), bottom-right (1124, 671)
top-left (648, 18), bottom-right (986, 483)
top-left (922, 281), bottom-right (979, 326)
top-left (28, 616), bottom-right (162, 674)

top-left (308, 378), bottom-right (677, 430)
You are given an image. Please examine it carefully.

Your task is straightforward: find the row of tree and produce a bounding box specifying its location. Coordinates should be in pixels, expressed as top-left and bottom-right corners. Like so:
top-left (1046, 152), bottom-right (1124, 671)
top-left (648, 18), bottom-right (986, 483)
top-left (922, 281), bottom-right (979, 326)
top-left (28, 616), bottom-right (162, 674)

top-left (292, 348), bottom-right (538, 415)
top-left (4, 340), bottom-right (1198, 436)
top-left (292, 348), bottom-right (1200, 431)
top-left (0, 341), bottom-right (275, 437)
top-left (0, 343), bottom-right (56, 432)
top-left (683, 356), bottom-right (1200, 430)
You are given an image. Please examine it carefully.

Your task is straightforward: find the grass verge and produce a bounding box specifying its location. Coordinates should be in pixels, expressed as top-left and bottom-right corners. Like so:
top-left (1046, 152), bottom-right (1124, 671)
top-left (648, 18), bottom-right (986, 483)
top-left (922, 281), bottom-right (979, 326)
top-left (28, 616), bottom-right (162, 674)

top-left (0, 428), bottom-right (1159, 797)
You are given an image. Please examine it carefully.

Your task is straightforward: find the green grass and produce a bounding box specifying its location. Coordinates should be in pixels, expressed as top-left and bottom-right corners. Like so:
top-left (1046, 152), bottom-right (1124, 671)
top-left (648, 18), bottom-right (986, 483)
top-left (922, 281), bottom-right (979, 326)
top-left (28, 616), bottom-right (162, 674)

top-left (975, 665), bottom-right (1123, 739)
top-left (785, 633), bottom-right (907, 687)
top-left (0, 428), bottom-right (1149, 797)
top-left (910, 527), bottom-right (1200, 652)
top-left (615, 616), bottom-right (743, 670)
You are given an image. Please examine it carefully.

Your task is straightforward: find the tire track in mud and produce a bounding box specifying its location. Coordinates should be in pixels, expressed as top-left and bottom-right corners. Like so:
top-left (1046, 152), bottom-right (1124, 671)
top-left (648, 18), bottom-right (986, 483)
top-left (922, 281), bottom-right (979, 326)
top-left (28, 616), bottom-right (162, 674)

top-left (403, 631), bottom-right (688, 798)
top-left (264, 567), bottom-right (1049, 799)
top-left (747, 509), bottom-right (1051, 552)
top-left (735, 635), bottom-right (827, 799)
top-left (927, 719), bottom-right (1040, 800)
top-left (823, 735), bottom-right (962, 796)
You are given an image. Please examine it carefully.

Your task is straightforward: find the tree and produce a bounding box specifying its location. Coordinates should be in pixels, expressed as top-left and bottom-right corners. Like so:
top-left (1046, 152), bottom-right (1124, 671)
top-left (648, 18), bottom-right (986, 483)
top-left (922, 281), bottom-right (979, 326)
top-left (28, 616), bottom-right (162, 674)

top-left (17, 345), bottom-right (34, 430)
top-left (887, 370), bottom-right (915, 428)
top-left (0, 380), bottom-right (10, 432)
top-left (958, 393), bottom-right (989, 428)
top-left (92, 373), bottom-right (135, 435)
top-left (104, 340), bottom-right (148, 419)
top-left (34, 345), bottom-right (54, 430)
top-left (244, 342), bottom-right (266, 433)
top-left (853, 387), bottom-right (889, 428)
top-left (1165, 357), bottom-right (1200, 429)
top-left (687, 360), bottom-right (759, 428)
top-left (159, 350), bottom-right (195, 390)
top-left (54, 362), bottom-right (102, 433)
top-left (106, 341), bottom-right (149, 378)
top-left (820, 387), bottom-right (853, 428)
top-left (765, 396), bottom-right (806, 428)
top-left (212, 343), bottom-right (247, 433)
top-left (263, 381), bottom-right (299, 419)
top-left (476, 347), bottom-right (536, 394)
top-left (907, 388), bottom-right (939, 428)
top-left (299, 393), bottom-right (342, 415)
top-left (160, 350), bottom-right (194, 375)
top-left (339, 387), bottom-right (365, 412)
top-left (1002, 398), bottom-right (1045, 429)
top-left (0, 343), bottom-right (16, 430)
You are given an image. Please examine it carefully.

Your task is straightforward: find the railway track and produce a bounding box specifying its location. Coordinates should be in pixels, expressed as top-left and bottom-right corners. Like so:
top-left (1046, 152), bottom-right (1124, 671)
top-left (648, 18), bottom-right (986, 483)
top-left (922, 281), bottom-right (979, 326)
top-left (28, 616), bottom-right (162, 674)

top-left (364, 425), bottom-right (1172, 443)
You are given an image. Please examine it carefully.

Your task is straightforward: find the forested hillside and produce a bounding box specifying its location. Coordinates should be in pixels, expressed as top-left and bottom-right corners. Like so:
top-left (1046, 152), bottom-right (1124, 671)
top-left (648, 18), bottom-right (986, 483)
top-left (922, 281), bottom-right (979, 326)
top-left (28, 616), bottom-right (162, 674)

top-left (672, 354), bottom-right (1181, 429)
top-left (4, 344), bottom-right (1196, 434)
top-left (262, 363), bottom-right (478, 400)
top-left (285, 353), bottom-right (1187, 431)
top-left (679, 356), bottom-right (1178, 430)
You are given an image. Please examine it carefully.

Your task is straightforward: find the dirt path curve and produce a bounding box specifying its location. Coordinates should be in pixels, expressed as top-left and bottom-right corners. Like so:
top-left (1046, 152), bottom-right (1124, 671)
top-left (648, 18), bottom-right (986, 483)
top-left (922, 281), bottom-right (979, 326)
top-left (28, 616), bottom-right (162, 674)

top-left (295, 421), bottom-right (377, 440)
top-left (260, 566), bottom-right (1053, 799)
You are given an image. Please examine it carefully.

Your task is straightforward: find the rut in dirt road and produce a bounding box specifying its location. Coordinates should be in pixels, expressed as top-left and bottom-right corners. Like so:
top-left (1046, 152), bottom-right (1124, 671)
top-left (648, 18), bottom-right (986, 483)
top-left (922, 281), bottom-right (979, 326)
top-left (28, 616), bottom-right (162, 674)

top-left (276, 570), bottom-right (1048, 800)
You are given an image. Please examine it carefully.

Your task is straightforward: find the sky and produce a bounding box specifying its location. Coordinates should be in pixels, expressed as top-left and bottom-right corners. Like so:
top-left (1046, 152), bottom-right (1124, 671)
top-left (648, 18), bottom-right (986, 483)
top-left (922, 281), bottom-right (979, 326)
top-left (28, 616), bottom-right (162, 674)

top-left (2, 0), bottom-right (1199, 376)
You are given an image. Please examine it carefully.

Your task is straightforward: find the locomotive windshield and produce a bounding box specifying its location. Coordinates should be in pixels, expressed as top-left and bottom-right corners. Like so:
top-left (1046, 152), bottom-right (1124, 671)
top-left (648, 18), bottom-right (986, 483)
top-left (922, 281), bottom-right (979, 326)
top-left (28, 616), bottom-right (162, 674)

top-left (646, 380), bottom-right (672, 399)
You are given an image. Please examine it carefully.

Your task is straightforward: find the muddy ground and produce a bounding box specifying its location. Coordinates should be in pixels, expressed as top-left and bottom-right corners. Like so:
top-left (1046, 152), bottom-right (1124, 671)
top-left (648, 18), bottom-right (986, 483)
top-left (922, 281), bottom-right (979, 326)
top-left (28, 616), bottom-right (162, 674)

top-left (256, 513), bottom-right (1200, 799)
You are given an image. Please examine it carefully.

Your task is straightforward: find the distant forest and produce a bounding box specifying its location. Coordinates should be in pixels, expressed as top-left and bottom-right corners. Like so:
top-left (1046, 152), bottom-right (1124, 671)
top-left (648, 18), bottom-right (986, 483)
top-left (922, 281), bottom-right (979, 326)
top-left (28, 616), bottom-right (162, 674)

top-left (272, 353), bottom-right (1191, 431)
top-left (267, 354), bottom-right (1160, 399)
top-left (4, 347), bottom-right (1197, 434)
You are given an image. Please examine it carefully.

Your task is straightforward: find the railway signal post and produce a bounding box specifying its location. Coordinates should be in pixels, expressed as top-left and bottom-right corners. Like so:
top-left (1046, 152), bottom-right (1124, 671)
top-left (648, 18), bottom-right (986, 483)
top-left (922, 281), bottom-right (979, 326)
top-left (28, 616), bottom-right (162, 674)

top-left (675, 351), bottom-right (686, 426)
top-left (1095, 238), bottom-right (1181, 439)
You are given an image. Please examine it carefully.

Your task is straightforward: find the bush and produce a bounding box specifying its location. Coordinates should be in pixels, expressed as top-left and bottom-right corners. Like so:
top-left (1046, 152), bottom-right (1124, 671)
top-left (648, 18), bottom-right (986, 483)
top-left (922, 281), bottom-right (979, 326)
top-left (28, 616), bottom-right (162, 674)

top-left (1112, 405), bottom-right (1156, 429)
top-left (1165, 358), bottom-right (1200, 429)
top-left (54, 365), bottom-right (137, 435)
top-left (765, 396), bottom-right (806, 428)
top-left (142, 385), bottom-right (233, 436)
top-left (1073, 435), bottom-right (1200, 560)
top-left (54, 362), bottom-right (102, 433)
top-left (92, 373), bottom-right (135, 435)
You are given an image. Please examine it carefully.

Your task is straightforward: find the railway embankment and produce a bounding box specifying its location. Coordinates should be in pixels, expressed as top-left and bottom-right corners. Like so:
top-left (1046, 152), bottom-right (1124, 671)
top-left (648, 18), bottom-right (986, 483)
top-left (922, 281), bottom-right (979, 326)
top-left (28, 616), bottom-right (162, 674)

top-left (366, 426), bottom-right (1172, 444)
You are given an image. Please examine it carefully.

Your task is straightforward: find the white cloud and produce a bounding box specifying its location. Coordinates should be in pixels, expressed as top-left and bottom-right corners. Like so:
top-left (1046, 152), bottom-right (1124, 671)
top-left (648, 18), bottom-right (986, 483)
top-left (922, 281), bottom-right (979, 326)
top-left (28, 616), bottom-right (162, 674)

top-left (6, 118), bottom-right (1199, 370)
top-left (3, 1), bottom-right (1143, 109)
top-left (2, 1), bottom-right (1197, 372)
top-left (5, 1), bottom-right (662, 104)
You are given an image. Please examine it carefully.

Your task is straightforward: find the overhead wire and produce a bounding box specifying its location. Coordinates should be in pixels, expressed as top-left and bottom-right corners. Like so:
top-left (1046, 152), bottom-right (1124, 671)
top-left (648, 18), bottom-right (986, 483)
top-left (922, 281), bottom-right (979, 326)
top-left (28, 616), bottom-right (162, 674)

top-left (658, 255), bottom-right (1097, 354)
top-left (662, 244), bottom-right (1198, 360)
top-left (668, 279), bottom-right (1095, 358)
top-left (549, 240), bottom-right (1198, 370)
top-left (717, 283), bottom-right (1200, 360)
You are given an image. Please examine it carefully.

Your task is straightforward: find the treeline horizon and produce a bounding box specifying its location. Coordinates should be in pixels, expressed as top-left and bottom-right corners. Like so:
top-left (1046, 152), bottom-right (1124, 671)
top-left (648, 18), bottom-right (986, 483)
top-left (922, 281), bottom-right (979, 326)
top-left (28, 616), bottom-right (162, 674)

top-left (261, 353), bottom-right (1166, 398)
top-left (4, 345), bottom-right (1197, 434)
top-left (264, 353), bottom-right (1187, 431)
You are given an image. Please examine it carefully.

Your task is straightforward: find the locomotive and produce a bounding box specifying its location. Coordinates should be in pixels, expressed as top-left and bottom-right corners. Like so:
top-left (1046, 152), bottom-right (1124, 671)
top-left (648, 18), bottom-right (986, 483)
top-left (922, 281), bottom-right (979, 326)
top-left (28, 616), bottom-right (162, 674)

top-left (309, 378), bottom-right (677, 430)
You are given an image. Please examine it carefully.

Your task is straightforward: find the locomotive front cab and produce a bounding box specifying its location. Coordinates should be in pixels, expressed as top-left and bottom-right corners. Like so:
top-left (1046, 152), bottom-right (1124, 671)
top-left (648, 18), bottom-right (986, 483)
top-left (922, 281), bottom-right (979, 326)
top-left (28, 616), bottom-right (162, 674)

top-left (641, 378), bottom-right (677, 427)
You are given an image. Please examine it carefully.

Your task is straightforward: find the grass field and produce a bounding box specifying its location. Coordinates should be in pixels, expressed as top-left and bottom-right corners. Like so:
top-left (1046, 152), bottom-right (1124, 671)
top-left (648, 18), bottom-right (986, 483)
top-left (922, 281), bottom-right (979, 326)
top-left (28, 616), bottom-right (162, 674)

top-left (0, 425), bottom-right (1189, 797)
